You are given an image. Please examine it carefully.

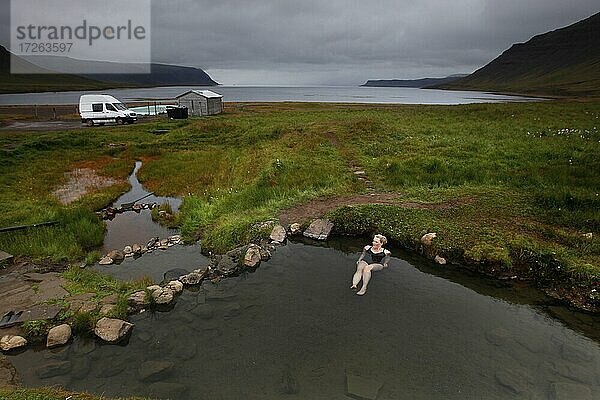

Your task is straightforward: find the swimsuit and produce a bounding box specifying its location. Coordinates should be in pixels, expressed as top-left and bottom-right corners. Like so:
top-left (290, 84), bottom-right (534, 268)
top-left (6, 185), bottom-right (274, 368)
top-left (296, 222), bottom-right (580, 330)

top-left (364, 246), bottom-right (386, 264)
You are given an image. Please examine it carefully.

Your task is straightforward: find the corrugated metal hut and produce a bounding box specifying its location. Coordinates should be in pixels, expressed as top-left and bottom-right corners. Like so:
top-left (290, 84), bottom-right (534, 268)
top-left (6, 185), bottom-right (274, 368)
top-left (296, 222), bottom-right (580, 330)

top-left (176, 90), bottom-right (223, 116)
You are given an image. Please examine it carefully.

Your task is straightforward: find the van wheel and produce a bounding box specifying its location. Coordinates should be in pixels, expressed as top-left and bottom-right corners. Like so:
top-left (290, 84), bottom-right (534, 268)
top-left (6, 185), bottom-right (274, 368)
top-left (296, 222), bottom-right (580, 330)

top-left (87, 120), bottom-right (94, 126)
top-left (116, 118), bottom-right (124, 125)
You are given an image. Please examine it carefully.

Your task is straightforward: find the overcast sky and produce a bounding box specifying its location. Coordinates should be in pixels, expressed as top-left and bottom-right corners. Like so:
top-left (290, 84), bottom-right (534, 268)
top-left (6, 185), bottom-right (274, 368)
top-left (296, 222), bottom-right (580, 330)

top-left (2, 0), bottom-right (598, 85)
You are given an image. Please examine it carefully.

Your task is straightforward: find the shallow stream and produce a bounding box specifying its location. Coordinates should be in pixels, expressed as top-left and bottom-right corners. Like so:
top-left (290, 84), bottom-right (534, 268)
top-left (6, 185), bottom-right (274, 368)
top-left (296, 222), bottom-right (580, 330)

top-left (7, 162), bottom-right (600, 399)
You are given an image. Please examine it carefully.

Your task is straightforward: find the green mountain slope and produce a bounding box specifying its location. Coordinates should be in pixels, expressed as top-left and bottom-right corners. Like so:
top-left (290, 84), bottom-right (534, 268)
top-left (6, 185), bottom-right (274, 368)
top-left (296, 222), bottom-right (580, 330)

top-left (439, 12), bottom-right (600, 97)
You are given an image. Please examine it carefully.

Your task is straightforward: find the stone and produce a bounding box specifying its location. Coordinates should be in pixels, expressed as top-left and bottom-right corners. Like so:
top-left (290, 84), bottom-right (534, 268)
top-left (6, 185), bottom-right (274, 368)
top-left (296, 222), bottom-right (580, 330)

top-left (94, 318), bottom-right (134, 344)
top-left (303, 219), bottom-right (334, 241)
top-left (583, 232), bottom-right (593, 239)
top-left (36, 361), bottom-right (71, 378)
top-left (166, 280), bottom-right (183, 293)
top-left (289, 223), bottom-right (302, 235)
top-left (179, 270), bottom-right (206, 285)
top-left (147, 285), bottom-right (162, 292)
top-left (169, 235), bottom-right (182, 244)
top-left (0, 335), bottom-right (27, 352)
top-left (78, 301), bottom-right (98, 313)
top-left (216, 255), bottom-right (240, 276)
top-left (123, 245), bottom-right (133, 254)
top-left (147, 237), bottom-right (159, 248)
top-left (420, 232), bottom-right (437, 246)
top-left (434, 255), bottom-right (447, 265)
top-left (101, 294), bottom-right (119, 305)
top-left (71, 338), bottom-right (96, 355)
top-left (243, 245), bottom-right (262, 268)
top-left (107, 249), bottom-right (124, 262)
top-left (164, 268), bottom-right (189, 282)
top-left (192, 304), bottom-right (214, 320)
top-left (259, 246), bottom-right (271, 261)
top-left (98, 256), bottom-right (113, 265)
top-left (18, 304), bottom-right (62, 323)
top-left (137, 361), bottom-right (174, 382)
top-left (152, 287), bottom-right (174, 305)
top-left (270, 225), bottom-right (287, 243)
top-left (99, 304), bottom-right (116, 315)
top-left (485, 328), bottom-right (511, 346)
top-left (132, 243), bottom-right (142, 254)
top-left (95, 358), bottom-right (127, 378)
top-left (46, 324), bottom-right (71, 348)
top-left (551, 382), bottom-right (593, 400)
top-left (494, 369), bottom-right (531, 395)
top-left (0, 354), bottom-right (21, 389)
top-left (128, 291), bottom-right (149, 308)
top-left (346, 373), bottom-right (383, 400)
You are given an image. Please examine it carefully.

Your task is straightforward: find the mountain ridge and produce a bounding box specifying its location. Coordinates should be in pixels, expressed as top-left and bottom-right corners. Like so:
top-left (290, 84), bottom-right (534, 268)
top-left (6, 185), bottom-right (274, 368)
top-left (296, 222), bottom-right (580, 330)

top-left (362, 75), bottom-right (467, 88)
top-left (437, 12), bottom-right (600, 97)
top-left (0, 45), bottom-right (218, 93)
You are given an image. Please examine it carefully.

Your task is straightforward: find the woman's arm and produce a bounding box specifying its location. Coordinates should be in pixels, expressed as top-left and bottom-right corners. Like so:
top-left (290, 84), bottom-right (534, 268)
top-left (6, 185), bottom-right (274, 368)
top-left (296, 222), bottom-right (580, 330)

top-left (357, 246), bottom-right (369, 264)
top-left (382, 250), bottom-right (391, 268)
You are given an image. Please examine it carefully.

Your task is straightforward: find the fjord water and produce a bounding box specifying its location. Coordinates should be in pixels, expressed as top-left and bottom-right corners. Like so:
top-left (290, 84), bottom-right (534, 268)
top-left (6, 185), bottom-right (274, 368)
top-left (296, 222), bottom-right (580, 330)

top-left (0, 85), bottom-right (543, 105)
top-left (9, 239), bottom-right (600, 399)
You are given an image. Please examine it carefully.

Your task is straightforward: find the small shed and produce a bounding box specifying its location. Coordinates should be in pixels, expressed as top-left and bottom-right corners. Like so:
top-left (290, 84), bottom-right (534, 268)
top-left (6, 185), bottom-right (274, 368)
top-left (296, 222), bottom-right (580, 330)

top-left (176, 90), bottom-right (223, 117)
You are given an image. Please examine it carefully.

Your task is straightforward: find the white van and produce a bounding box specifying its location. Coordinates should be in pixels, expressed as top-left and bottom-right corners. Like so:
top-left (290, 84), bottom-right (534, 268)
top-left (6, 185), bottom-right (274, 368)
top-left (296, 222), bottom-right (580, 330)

top-left (79, 94), bottom-right (137, 125)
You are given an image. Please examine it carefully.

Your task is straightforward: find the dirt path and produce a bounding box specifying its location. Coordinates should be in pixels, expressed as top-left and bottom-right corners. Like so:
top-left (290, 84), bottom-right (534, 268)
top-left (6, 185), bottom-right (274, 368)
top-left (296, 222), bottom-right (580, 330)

top-left (279, 193), bottom-right (474, 226)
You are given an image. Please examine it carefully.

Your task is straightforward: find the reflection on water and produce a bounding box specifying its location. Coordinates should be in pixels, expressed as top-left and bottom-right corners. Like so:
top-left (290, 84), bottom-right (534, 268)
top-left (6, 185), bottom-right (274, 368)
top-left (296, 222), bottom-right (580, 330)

top-left (9, 242), bottom-right (600, 399)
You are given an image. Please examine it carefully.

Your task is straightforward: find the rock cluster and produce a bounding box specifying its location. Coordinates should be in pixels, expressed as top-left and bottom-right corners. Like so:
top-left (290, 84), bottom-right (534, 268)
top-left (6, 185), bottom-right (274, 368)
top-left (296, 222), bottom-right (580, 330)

top-left (99, 235), bottom-right (182, 265)
top-left (2, 218), bottom-right (335, 355)
top-left (97, 202), bottom-right (158, 220)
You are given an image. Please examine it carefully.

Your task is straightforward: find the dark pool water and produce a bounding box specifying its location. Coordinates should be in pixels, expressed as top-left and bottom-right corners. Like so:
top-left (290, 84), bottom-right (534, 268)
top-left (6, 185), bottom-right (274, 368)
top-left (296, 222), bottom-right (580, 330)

top-left (8, 240), bottom-right (600, 399)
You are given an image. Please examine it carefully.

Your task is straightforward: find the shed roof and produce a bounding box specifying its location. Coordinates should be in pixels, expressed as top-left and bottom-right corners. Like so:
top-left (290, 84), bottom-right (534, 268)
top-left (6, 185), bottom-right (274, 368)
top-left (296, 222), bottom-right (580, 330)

top-left (176, 90), bottom-right (223, 99)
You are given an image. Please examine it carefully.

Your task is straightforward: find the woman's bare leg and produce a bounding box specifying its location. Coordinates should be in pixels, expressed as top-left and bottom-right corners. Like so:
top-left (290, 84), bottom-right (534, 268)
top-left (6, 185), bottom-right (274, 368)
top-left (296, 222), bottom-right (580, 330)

top-left (357, 263), bottom-right (383, 295)
top-left (351, 261), bottom-right (368, 289)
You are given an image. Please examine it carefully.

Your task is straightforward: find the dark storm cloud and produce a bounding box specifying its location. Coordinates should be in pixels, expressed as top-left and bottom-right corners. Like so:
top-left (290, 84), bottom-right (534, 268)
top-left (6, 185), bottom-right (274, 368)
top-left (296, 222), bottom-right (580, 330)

top-left (1, 0), bottom-right (598, 84)
top-left (148, 0), bottom-right (598, 84)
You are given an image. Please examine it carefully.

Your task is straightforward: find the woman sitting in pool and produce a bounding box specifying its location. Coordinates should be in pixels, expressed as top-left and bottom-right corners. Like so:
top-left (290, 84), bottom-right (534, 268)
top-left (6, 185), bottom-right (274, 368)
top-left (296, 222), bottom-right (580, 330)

top-left (351, 234), bottom-right (391, 295)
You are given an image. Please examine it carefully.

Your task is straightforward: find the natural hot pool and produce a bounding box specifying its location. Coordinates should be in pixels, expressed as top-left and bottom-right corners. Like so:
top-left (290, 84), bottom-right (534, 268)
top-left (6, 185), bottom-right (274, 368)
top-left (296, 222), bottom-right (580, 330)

top-left (7, 161), bottom-right (600, 400)
top-left (7, 239), bottom-right (600, 399)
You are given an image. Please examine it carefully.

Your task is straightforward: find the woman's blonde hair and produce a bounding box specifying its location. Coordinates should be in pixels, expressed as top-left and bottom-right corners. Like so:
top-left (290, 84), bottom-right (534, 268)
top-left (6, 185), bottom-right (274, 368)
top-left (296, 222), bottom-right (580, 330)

top-left (374, 234), bottom-right (387, 245)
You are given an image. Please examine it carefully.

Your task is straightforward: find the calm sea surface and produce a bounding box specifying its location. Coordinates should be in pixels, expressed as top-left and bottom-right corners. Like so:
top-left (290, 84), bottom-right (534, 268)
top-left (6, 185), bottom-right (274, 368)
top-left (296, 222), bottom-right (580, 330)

top-left (0, 85), bottom-right (543, 105)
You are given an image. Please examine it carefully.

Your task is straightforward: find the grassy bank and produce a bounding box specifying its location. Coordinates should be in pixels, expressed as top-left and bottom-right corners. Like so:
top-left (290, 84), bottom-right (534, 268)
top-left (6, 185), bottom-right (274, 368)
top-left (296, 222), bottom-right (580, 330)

top-left (0, 101), bottom-right (598, 303)
top-left (0, 387), bottom-right (144, 400)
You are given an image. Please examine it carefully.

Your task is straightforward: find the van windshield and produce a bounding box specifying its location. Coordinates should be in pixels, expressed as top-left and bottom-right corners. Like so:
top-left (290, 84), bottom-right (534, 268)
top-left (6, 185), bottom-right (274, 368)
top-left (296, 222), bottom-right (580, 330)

top-left (113, 103), bottom-right (127, 110)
